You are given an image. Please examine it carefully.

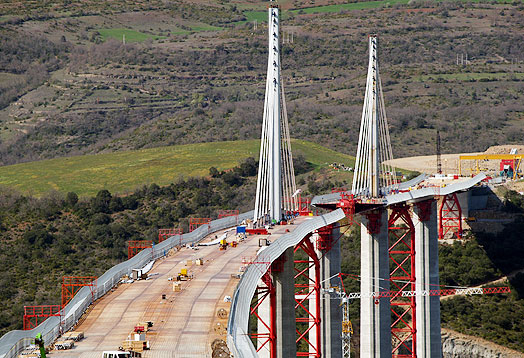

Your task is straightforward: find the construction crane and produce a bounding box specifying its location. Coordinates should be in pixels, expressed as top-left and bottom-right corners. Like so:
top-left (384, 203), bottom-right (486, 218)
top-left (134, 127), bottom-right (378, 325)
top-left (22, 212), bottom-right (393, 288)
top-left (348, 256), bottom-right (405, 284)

top-left (343, 286), bottom-right (511, 299)
top-left (458, 153), bottom-right (523, 179)
top-left (321, 277), bottom-right (353, 358)
top-left (330, 271), bottom-right (510, 358)
top-left (436, 130), bottom-right (442, 174)
top-left (341, 296), bottom-right (353, 358)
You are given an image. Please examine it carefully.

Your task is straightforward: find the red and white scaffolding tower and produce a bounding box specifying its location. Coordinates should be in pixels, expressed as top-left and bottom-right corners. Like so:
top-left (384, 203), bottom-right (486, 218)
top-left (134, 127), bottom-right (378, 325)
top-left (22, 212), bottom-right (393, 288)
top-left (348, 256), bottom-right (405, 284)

top-left (61, 276), bottom-right (97, 308)
top-left (388, 205), bottom-right (416, 358)
top-left (294, 236), bottom-right (321, 357)
top-left (189, 218), bottom-right (211, 233)
top-left (439, 193), bottom-right (462, 240)
top-left (127, 240), bottom-right (153, 259)
top-left (23, 305), bottom-right (62, 330)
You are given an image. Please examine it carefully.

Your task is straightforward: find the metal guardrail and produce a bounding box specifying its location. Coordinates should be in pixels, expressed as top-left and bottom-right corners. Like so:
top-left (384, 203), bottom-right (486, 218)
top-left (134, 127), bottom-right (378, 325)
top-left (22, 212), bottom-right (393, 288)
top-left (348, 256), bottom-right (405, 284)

top-left (0, 211), bottom-right (253, 358)
top-left (226, 209), bottom-right (346, 358)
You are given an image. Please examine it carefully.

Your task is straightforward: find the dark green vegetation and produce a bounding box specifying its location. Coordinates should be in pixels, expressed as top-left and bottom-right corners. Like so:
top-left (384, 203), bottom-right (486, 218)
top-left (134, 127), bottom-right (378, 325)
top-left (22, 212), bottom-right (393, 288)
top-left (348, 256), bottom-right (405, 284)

top-left (1, 1), bottom-right (524, 165)
top-left (0, 158), bottom-right (260, 336)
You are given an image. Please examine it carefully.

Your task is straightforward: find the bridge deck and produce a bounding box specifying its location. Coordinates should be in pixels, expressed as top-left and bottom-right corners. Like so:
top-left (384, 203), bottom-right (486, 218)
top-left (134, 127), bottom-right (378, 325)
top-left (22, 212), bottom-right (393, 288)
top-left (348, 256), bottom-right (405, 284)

top-left (49, 218), bottom-right (308, 357)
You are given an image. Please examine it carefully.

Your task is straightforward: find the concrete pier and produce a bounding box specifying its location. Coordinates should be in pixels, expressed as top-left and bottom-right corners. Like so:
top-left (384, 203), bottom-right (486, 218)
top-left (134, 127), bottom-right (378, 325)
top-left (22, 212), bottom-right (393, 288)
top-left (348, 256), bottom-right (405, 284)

top-left (360, 209), bottom-right (391, 358)
top-left (321, 226), bottom-right (342, 357)
top-left (274, 247), bottom-right (296, 358)
top-left (413, 200), bottom-right (442, 358)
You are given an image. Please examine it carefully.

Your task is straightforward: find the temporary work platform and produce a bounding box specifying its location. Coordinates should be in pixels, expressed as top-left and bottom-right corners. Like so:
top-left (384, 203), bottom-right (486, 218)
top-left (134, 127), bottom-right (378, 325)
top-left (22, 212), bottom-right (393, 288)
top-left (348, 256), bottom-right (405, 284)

top-left (23, 305), bottom-right (62, 330)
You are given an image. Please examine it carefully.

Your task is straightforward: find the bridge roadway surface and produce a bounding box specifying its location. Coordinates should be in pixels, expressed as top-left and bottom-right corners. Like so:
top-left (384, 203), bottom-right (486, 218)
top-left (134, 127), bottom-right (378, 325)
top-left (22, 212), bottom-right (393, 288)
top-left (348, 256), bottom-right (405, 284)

top-left (49, 217), bottom-right (309, 358)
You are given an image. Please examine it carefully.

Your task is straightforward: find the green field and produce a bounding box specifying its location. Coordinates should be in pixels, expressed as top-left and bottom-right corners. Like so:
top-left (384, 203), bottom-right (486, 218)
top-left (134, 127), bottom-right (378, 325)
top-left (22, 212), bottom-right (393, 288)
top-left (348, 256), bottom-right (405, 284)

top-left (244, 0), bottom-right (517, 21)
top-left (0, 140), bottom-right (354, 197)
top-left (98, 28), bottom-right (166, 43)
top-left (189, 24), bottom-right (223, 32)
top-left (244, 11), bottom-right (270, 23)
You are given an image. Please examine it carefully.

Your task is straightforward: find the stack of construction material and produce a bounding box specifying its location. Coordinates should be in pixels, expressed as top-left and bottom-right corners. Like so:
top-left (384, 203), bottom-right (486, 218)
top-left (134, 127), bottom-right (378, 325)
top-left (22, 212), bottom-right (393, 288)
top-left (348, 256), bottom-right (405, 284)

top-left (54, 340), bottom-right (74, 350)
top-left (63, 331), bottom-right (84, 341)
top-left (17, 346), bottom-right (40, 358)
top-left (122, 325), bottom-right (151, 352)
top-left (121, 340), bottom-right (149, 352)
top-left (135, 322), bottom-right (153, 332)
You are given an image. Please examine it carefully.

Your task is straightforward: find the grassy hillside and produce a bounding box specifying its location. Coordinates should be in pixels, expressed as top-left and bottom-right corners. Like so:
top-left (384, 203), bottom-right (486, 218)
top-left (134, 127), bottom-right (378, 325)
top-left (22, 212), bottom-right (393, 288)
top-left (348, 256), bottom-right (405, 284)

top-left (0, 1), bottom-right (523, 166)
top-left (0, 139), bottom-right (355, 196)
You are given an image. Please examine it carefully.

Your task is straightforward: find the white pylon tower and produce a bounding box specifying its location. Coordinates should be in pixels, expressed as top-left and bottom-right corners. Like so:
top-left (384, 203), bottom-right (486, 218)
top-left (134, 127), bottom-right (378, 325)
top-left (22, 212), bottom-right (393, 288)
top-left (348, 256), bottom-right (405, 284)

top-left (352, 35), bottom-right (396, 198)
top-left (254, 3), bottom-right (297, 224)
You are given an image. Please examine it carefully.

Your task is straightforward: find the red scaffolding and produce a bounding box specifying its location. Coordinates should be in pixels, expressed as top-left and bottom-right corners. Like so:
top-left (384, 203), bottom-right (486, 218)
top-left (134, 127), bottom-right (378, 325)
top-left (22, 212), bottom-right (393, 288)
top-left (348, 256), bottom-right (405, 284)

top-left (61, 276), bottom-right (97, 308)
top-left (439, 193), bottom-right (462, 240)
top-left (23, 305), bottom-right (62, 330)
top-left (249, 261), bottom-right (277, 357)
top-left (297, 197), bottom-right (312, 216)
top-left (189, 218), bottom-right (211, 232)
top-left (315, 224), bottom-right (334, 251)
top-left (388, 205), bottom-right (416, 358)
top-left (127, 240), bottom-right (153, 259)
top-left (294, 235), bottom-right (321, 357)
top-left (158, 228), bottom-right (182, 243)
top-left (337, 193), bottom-right (357, 225)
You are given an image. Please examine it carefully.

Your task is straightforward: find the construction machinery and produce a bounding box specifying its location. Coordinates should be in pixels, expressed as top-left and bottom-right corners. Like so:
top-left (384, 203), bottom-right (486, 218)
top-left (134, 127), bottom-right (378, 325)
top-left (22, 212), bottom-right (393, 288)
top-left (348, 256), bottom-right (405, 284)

top-left (219, 239), bottom-right (228, 251)
top-left (459, 153), bottom-right (523, 179)
top-left (177, 268), bottom-right (190, 281)
top-left (321, 285), bottom-right (353, 358)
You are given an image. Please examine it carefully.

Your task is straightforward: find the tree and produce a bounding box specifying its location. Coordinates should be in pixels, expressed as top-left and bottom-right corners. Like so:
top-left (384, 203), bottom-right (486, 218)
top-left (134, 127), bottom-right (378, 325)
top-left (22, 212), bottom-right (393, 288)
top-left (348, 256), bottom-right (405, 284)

top-left (66, 192), bottom-right (78, 207)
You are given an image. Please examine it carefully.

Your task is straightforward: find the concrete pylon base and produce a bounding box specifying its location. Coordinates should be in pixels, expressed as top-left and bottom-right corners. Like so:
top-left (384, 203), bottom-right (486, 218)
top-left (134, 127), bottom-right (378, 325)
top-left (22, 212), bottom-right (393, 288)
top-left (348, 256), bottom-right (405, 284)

top-left (321, 226), bottom-right (342, 357)
top-left (360, 209), bottom-right (391, 358)
top-left (413, 200), bottom-right (442, 358)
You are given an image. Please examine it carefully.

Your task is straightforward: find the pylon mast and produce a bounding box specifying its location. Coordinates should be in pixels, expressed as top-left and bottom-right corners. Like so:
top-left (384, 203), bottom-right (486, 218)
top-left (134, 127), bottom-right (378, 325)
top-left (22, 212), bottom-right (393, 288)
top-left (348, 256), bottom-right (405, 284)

top-left (254, 4), bottom-right (296, 224)
top-left (352, 35), bottom-right (396, 198)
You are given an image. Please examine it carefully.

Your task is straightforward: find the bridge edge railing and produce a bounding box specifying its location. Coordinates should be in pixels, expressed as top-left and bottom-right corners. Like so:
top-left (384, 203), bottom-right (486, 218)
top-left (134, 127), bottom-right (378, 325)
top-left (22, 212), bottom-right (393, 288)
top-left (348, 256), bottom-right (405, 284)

top-left (227, 209), bottom-right (346, 358)
top-left (0, 210), bottom-right (253, 358)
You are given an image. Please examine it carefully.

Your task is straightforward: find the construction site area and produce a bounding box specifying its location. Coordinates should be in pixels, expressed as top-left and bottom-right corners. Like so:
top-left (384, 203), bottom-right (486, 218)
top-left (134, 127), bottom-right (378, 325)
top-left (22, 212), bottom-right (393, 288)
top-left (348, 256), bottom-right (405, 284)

top-left (16, 218), bottom-right (311, 358)
top-left (1, 3), bottom-right (523, 358)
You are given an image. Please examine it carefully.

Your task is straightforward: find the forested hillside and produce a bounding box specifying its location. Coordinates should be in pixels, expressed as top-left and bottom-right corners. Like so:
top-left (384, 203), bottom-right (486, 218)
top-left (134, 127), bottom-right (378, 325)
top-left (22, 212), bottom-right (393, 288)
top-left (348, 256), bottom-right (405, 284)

top-left (0, 0), bottom-right (523, 165)
top-left (0, 158), bottom-right (258, 336)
